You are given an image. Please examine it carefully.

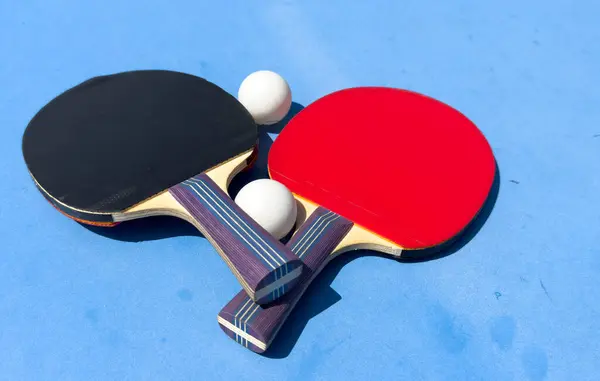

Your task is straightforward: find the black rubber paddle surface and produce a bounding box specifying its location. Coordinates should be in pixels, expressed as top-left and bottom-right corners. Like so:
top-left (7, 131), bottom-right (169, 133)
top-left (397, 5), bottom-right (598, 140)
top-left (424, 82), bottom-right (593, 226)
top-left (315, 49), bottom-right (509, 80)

top-left (22, 70), bottom-right (256, 216)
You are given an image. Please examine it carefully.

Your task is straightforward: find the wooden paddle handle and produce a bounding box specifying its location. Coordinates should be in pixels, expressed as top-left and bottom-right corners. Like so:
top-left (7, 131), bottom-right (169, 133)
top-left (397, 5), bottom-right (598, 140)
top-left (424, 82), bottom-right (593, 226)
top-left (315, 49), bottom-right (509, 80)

top-left (217, 207), bottom-right (353, 352)
top-left (169, 174), bottom-right (303, 305)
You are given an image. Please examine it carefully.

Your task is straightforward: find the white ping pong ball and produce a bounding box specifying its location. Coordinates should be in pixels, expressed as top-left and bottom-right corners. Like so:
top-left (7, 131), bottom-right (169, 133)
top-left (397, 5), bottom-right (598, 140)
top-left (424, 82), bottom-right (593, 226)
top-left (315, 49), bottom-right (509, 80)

top-left (238, 70), bottom-right (292, 125)
top-left (234, 179), bottom-right (297, 240)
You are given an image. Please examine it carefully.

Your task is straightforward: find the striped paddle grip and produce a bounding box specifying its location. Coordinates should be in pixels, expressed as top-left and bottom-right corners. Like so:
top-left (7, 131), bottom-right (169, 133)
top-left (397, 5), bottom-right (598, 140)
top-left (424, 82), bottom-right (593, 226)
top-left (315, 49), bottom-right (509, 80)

top-left (169, 174), bottom-right (303, 305)
top-left (217, 207), bottom-right (353, 352)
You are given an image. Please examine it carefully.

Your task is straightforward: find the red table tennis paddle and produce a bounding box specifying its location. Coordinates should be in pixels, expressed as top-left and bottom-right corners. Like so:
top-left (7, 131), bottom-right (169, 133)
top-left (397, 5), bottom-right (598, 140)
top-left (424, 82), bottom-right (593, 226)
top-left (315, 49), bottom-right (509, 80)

top-left (217, 86), bottom-right (496, 352)
top-left (21, 70), bottom-right (302, 305)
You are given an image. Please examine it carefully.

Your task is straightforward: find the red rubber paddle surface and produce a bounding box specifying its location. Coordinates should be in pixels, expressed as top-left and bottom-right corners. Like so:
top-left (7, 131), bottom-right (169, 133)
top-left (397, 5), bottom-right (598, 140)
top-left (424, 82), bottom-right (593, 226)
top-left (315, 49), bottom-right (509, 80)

top-left (268, 87), bottom-right (495, 250)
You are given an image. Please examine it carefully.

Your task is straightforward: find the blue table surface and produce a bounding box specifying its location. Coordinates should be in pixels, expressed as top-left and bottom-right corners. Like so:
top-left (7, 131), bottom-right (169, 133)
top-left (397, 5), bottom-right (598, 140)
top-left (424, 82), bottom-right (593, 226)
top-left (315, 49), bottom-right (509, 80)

top-left (1, 1), bottom-right (599, 380)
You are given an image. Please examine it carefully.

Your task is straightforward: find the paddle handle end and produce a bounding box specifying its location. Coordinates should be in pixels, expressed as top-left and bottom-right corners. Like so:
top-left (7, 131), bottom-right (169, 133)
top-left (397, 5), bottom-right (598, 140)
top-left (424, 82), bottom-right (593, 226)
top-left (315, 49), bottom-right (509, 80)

top-left (218, 207), bottom-right (353, 353)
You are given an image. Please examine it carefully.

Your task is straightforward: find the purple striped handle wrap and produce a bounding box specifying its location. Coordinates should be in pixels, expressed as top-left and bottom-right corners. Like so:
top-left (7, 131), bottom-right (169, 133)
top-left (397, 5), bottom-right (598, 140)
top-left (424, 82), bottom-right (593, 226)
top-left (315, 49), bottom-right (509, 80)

top-left (217, 207), bottom-right (353, 352)
top-left (169, 174), bottom-right (303, 305)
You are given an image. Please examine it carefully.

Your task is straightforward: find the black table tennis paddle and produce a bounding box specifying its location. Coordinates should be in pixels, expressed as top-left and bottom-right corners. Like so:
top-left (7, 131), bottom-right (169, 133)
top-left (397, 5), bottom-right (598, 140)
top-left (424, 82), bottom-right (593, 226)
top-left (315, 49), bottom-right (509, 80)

top-left (21, 69), bottom-right (302, 304)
